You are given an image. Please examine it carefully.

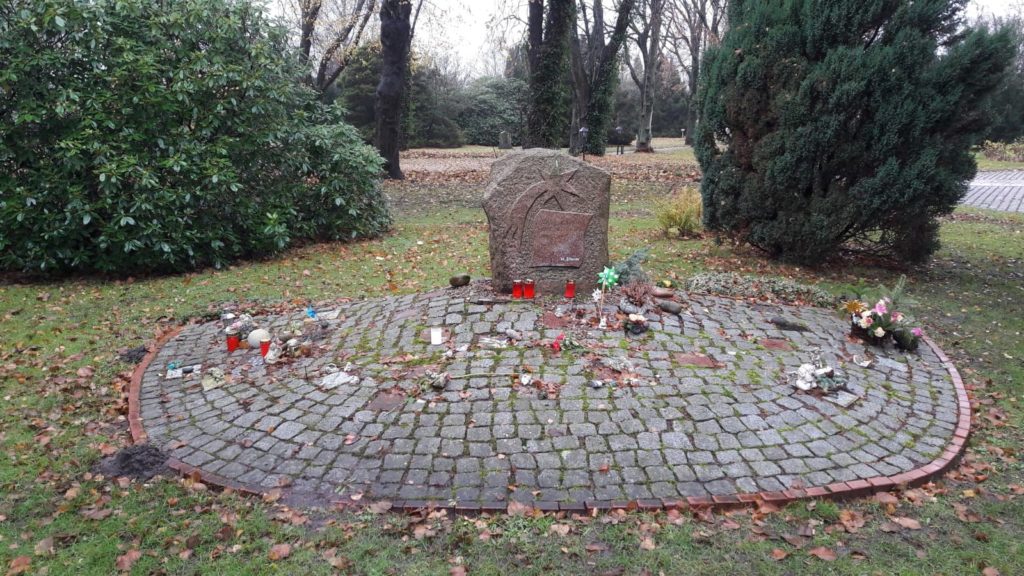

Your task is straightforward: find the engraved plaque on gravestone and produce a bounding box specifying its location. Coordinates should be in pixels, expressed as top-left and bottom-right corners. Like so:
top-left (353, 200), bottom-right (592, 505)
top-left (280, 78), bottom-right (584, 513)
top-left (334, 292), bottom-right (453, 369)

top-left (529, 210), bottom-right (591, 268)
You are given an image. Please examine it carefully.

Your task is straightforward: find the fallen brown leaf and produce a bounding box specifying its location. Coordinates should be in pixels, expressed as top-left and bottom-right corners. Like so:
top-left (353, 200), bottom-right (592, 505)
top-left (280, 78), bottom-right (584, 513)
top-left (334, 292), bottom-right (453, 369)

top-left (413, 524), bottom-right (436, 539)
top-left (323, 548), bottom-right (352, 570)
top-left (839, 509), bottom-right (866, 533)
top-left (874, 492), bottom-right (899, 504)
top-left (268, 543), bottom-right (291, 561)
top-left (954, 503), bottom-right (982, 523)
top-left (549, 523), bottom-right (571, 536)
top-left (506, 501), bottom-right (533, 516)
top-left (892, 517), bottom-right (922, 530)
top-left (770, 548), bottom-right (788, 561)
top-left (33, 537), bottom-right (54, 556)
top-left (115, 549), bottom-right (142, 572)
top-left (7, 556), bottom-right (31, 576)
top-left (808, 547), bottom-right (837, 561)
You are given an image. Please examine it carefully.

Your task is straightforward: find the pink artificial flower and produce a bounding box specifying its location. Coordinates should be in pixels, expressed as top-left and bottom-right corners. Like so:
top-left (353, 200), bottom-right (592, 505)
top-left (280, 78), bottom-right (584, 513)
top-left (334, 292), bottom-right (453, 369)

top-left (912, 327), bottom-right (923, 337)
top-left (861, 316), bottom-right (874, 328)
top-left (874, 300), bottom-right (888, 315)
top-left (552, 333), bottom-right (565, 352)
top-left (892, 312), bottom-right (904, 322)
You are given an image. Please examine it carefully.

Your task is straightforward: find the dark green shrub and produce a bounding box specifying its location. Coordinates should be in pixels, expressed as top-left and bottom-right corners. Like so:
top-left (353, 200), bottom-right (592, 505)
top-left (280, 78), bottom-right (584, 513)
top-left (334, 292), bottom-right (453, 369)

top-left (336, 44), bottom-right (383, 143)
top-left (982, 11), bottom-right (1024, 143)
top-left (458, 76), bottom-right (529, 146)
top-left (606, 127), bottom-right (634, 146)
top-left (0, 0), bottom-right (389, 275)
top-left (695, 0), bottom-right (1015, 264)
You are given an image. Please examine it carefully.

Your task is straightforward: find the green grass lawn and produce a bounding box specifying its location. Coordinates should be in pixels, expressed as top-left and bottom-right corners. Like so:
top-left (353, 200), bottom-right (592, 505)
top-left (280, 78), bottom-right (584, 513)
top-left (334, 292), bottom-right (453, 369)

top-left (1, 179), bottom-right (1022, 575)
top-left (974, 152), bottom-right (1024, 171)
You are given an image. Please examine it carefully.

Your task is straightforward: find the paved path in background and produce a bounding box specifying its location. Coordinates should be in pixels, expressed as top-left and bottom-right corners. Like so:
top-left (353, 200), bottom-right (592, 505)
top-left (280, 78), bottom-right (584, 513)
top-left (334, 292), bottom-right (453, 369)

top-left (964, 170), bottom-right (1024, 213)
top-left (135, 289), bottom-right (959, 508)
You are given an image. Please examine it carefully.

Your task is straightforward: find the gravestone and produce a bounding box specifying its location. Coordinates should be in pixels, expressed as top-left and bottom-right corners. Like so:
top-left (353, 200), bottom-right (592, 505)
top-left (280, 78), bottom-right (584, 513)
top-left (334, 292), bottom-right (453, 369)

top-left (483, 149), bottom-right (610, 295)
top-left (498, 130), bottom-right (512, 149)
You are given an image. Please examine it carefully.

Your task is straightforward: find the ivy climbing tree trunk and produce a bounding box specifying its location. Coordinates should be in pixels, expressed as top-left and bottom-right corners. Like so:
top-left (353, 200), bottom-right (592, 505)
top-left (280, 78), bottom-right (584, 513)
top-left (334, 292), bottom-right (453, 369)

top-left (524, 0), bottom-right (577, 149)
top-left (570, 0), bottom-right (636, 155)
top-left (375, 0), bottom-right (413, 179)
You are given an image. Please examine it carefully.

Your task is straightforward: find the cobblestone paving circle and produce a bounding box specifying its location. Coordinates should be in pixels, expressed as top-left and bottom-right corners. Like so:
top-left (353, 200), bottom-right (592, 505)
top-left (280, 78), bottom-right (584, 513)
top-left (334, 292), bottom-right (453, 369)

top-left (136, 289), bottom-right (960, 507)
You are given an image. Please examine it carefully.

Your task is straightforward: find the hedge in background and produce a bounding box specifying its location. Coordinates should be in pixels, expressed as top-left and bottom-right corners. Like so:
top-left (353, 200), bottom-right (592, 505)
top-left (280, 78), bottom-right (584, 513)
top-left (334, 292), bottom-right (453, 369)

top-left (458, 77), bottom-right (529, 147)
top-left (0, 0), bottom-right (390, 274)
top-left (695, 0), bottom-right (1014, 264)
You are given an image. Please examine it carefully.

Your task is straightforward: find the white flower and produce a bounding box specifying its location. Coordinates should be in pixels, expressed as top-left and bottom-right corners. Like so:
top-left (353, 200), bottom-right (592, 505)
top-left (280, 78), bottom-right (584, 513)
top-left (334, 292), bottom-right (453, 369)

top-left (873, 327), bottom-right (885, 338)
top-left (592, 288), bottom-right (603, 303)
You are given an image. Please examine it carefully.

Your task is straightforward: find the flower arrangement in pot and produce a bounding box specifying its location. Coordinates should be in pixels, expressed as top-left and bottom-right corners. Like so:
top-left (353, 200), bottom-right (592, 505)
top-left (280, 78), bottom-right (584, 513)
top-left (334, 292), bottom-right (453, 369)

top-left (843, 298), bottom-right (923, 350)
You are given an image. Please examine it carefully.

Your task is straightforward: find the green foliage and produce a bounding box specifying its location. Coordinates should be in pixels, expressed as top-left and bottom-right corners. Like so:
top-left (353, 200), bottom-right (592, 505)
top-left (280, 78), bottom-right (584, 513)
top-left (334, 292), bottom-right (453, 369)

top-left (649, 56), bottom-right (690, 138)
top-left (655, 186), bottom-right (703, 238)
top-left (404, 59), bottom-right (466, 149)
top-left (612, 56), bottom-right (690, 139)
top-left (336, 43), bottom-right (383, 142)
top-left (338, 47), bottom-right (470, 149)
top-left (982, 11), bottom-right (1024, 142)
top-left (696, 0), bottom-right (1015, 264)
top-left (847, 274), bottom-right (918, 310)
top-left (458, 77), bottom-right (529, 146)
top-left (613, 248), bottom-right (650, 285)
top-left (0, 0), bottom-right (389, 275)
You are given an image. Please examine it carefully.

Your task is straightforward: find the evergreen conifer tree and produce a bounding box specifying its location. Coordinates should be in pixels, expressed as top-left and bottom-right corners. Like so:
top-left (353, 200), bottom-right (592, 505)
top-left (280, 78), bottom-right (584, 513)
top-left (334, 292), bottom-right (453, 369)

top-left (696, 0), bottom-right (1015, 263)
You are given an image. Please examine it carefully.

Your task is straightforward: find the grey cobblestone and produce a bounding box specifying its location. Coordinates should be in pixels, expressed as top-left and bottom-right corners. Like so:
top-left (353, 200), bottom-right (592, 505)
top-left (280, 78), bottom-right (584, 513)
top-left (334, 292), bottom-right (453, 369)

top-left (139, 291), bottom-right (959, 505)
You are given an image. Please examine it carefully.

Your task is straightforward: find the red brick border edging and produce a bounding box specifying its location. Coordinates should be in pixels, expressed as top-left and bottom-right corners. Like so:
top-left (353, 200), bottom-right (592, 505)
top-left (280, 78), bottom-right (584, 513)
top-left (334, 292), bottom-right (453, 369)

top-left (127, 329), bottom-right (971, 512)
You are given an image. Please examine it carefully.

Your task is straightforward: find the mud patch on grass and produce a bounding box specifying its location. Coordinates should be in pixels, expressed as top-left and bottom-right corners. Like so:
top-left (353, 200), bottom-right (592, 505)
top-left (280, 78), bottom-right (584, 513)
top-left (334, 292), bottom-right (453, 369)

top-left (94, 444), bottom-right (171, 481)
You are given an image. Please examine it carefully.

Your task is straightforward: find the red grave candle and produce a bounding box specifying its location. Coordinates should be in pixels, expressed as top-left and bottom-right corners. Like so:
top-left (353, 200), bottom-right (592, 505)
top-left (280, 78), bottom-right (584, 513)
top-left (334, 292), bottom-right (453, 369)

top-left (226, 331), bottom-right (240, 352)
top-left (512, 280), bottom-right (524, 299)
top-left (260, 338), bottom-right (271, 357)
top-left (524, 279), bottom-right (536, 299)
top-left (564, 280), bottom-right (576, 299)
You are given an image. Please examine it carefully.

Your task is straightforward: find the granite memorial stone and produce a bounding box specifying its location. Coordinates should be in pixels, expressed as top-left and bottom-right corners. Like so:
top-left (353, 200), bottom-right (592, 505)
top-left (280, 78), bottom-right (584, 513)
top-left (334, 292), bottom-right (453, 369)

top-left (498, 130), bottom-right (512, 150)
top-left (483, 149), bottom-right (610, 294)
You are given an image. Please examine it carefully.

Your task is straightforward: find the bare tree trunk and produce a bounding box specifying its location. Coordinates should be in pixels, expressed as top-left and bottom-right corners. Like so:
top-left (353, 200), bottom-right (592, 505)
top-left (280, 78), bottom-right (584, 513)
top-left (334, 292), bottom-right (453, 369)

top-left (570, 0), bottom-right (636, 155)
top-left (527, 0), bottom-right (544, 74)
top-left (376, 0), bottom-right (412, 179)
top-left (685, 43), bottom-right (699, 144)
top-left (636, 0), bottom-right (664, 152)
top-left (315, 0), bottom-right (376, 92)
top-left (664, 0), bottom-right (727, 145)
top-left (299, 0), bottom-right (323, 66)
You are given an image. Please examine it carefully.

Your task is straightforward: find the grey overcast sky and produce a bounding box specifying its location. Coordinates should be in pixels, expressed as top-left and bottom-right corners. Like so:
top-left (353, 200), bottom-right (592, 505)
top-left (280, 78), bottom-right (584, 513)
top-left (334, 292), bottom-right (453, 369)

top-left (414, 0), bottom-right (1022, 77)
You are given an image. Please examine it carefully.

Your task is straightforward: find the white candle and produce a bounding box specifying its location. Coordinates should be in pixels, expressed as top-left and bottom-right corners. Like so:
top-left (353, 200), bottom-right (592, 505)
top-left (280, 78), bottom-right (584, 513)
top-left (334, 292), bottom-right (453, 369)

top-left (430, 327), bottom-right (443, 345)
